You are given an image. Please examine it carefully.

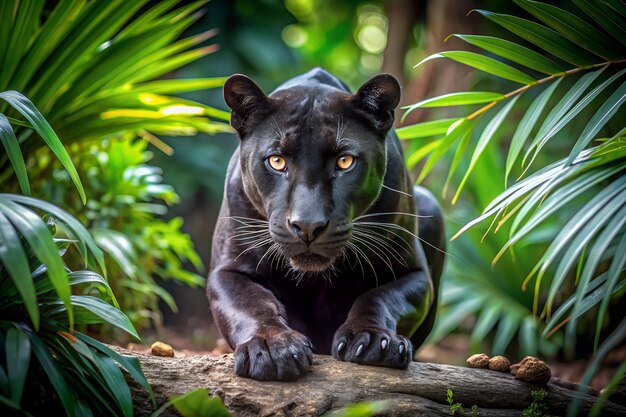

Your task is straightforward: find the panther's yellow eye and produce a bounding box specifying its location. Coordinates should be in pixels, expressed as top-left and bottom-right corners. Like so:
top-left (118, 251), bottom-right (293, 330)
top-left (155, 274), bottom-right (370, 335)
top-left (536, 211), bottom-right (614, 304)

top-left (336, 155), bottom-right (354, 170)
top-left (268, 155), bottom-right (287, 171)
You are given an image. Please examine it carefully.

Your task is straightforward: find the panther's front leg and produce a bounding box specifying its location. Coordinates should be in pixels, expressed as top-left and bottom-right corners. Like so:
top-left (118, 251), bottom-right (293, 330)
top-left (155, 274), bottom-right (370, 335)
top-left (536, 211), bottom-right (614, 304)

top-left (208, 267), bottom-right (313, 381)
top-left (331, 271), bottom-right (434, 368)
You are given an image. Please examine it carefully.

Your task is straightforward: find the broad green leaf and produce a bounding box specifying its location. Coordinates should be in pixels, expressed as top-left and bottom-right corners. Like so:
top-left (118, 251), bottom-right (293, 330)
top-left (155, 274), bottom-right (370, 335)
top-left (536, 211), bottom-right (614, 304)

top-left (0, 91), bottom-right (86, 203)
top-left (450, 34), bottom-right (563, 75)
top-left (6, 327), bottom-right (30, 404)
top-left (505, 78), bottom-right (562, 185)
top-left (595, 231), bottom-right (626, 349)
top-left (0, 114), bottom-right (29, 195)
top-left (324, 401), bottom-right (389, 417)
top-left (0, 209), bottom-right (38, 329)
top-left (402, 92), bottom-right (504, 121)
top-left (396, 118), bottom-right (461, 140)
top-left (120, 281), bottom-right (177, 312)
top-left (0, 199), bottom-right (72, 326)
top-left (91, 228), bottom-right (137, 278)
top-left (171, 389), bottom-right (231, 417)
top-left (75, 333), bottom-right (155, 407)
top-left (475, 10), bottom-right (598, 67)
top-left (51, 295), bottom-right (138, 339)
top-left (514, 0), bottom-right (621, 60)
top-left (572, 0), bottom-right (626, 47)
top-left (29, 331), bottom-right (76, 416)
top-left (0, 3), bottom-right (13, 85)
top-left (453, 96), bottom-right (520, 204)
top-left (92, 354), bottom-right (132, 417)
top-left (470, 302), bottom-right (501, 348)
top-left (568, 80), bottom-right (626, 163)
top-left (8, 194), bottom-right (106, 274)
top-left (417, 51), bottom-right (536, 84)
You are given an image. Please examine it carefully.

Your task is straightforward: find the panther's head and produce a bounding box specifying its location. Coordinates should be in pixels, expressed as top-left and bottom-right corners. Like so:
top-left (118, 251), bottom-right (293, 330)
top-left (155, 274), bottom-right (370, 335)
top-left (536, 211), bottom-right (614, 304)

top-left (224, 71), bottom-right (401, 273)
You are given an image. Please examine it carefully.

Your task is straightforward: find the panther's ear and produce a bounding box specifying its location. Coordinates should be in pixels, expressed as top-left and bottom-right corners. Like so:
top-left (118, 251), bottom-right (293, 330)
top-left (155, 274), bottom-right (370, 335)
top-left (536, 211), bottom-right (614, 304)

top-left (349, 74), bottom-right (401, 133)
top-left (224, 74), bottom-right (269, 133)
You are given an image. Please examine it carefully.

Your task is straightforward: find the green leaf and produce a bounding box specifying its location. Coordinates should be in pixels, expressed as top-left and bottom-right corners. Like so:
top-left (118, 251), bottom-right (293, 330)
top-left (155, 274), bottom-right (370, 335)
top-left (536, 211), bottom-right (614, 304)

top-left (91, 354), bottom-right (133, 417)
top-left (417, 119), bottom-right (473, 182)
top-left (595, 231), bottom-right (626, 349)
top-left (0, 0), bottom-right (43, 90)
top-left (0, 198), bottom-right (72, 327)
top-left (152, 388), bottom-right (231, 417)
top-left (450, 34), bottom-right (563, 75)
top-left (505, 78), bottom-right (562, 185)
top-left (475, 10), bottom-right (599, 67)
top-left (50, 295), bottom-right (138, 339)
top-left (396, 118), bottom-right (461, 140)
top-left (572, 0), bottom-right (626, 47)
top-left (0, 114), bottom-right (29, 195)
top-left (326, 401), bottom-right (390, 417)
top-left (568, 80), bottom-right (626, 163)
top-left (9, 194), bottom-right (106, 274)
top-left (0, 210), bottom-right (38, 329)
top-left (453, 96), bottom-right (520, 204)
top-left (0, 91), bottom-right (86, 203)
top-left (28, 331), bottom-right (76, 416)
top-left (402, 92), bottom-right (504, 121)
top-left (417, 51), bottom-right (536, 84)
top-left (514, 0), bottom-right (621, 60)
top-left (522, 67), bottom-right (607, 169)
top-left (443, 120), bottom-right (475, 197)
top-left (75, 332), bottom-right (155, 407)
top-left (6, 327), bottom-right (30, 404)
top-left (492, 314), bottom-right (521, 354)
top-left (9, 0), bottom-right (87, 92)
top-left (91, 228), bottom-right (137, 278)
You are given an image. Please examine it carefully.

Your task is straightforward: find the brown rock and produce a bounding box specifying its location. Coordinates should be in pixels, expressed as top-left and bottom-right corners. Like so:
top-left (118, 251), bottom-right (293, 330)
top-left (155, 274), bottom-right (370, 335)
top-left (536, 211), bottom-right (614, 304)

top-left (510, 363), bottom-right (520, 376)
top-left (466, 353), bottom-right (490, 368)
top-left (488, 355), bottom-right (511, 372)
top-left (151, 341), bottom-right (175, 357)
top-left (514, 356), bottom-right (551, 384)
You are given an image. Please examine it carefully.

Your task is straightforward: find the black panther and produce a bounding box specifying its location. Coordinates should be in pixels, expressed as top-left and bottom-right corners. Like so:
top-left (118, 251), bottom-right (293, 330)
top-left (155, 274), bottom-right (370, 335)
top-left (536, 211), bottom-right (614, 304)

top-left (207, 68), bottom-right (445, 381)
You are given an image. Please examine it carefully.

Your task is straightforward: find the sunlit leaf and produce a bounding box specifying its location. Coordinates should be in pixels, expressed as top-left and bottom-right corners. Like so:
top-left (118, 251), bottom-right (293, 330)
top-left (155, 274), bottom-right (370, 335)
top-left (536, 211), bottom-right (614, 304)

top-left (417, 51), bottom-right (536, 84)
top-left (450, 34), bottom-right (563, 75)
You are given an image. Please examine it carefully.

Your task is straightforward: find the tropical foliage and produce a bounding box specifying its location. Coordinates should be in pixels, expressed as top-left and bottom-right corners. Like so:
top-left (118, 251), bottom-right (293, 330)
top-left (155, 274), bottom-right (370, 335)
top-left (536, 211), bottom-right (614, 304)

top-left (0, 0), bottom-right (230, 414)
top-left (0, 91), bottom-right (154, 416)
top-left (0, 0), bottom-right (229, 331)
top-left (398, 1), bottom-right (625, 414)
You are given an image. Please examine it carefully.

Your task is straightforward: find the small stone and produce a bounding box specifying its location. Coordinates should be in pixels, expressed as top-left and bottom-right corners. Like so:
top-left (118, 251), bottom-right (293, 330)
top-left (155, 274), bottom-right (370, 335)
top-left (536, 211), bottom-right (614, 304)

top-left (466, 353), bottom-right (490, 368)
top-left (151, 341), bottom-right (174, 357)
top-left (514, 356), bottom-right (551, 384)
top-left (510, 363), bottom-right (520, 376)
top-left (488, 355), bottom-right (511, 372)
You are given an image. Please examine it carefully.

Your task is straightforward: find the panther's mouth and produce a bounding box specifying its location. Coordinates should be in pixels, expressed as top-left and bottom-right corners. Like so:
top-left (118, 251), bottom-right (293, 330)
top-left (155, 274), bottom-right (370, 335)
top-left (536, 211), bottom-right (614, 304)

top-left (289, 252), bottom-right (335, 273)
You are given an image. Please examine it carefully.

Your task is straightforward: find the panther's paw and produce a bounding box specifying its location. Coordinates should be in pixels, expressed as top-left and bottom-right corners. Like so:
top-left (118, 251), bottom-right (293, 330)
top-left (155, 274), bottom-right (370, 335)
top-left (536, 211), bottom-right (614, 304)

top-left (234, 330), bottom-right (313, 381)
top-left (332, 325), bottom-right (412, 369)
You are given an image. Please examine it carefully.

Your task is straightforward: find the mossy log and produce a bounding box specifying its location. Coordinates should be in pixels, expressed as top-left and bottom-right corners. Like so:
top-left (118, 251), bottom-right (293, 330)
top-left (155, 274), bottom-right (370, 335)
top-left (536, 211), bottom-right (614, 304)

top-left (112, 347), bottom-right (625, 417)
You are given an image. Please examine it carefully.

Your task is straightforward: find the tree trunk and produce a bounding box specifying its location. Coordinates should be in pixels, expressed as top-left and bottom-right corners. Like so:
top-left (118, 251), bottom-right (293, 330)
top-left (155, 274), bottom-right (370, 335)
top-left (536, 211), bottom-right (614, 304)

top-left (114, 347), bottom-right (626, 417)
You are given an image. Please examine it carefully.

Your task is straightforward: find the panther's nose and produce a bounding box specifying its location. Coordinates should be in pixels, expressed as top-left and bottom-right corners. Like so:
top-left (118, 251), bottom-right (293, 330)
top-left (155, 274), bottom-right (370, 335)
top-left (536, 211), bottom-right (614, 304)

top-left (288, 218), bottom-right (329, 244)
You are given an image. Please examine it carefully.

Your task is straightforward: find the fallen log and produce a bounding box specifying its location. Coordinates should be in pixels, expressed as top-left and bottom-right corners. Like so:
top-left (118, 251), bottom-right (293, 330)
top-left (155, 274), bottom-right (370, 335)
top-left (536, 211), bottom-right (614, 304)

top-left (113, 347), bottom-right (625, 417)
